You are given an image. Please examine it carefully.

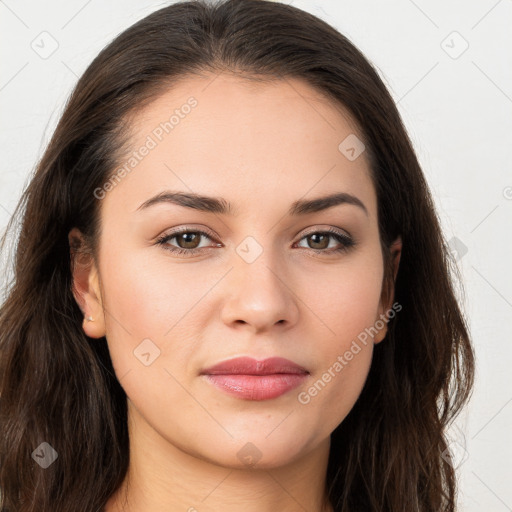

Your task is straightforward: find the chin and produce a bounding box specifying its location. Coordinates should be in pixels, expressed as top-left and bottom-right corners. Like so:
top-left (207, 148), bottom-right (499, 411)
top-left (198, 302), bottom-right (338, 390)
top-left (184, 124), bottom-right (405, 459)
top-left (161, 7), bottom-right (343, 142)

top-left (191, 432), bottom-right (318, 470)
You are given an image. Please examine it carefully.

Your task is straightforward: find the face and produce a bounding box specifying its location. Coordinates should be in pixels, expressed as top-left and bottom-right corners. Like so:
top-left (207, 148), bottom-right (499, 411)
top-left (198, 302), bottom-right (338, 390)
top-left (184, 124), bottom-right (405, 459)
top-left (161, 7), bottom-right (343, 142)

top-left (70, 73), bottom-right (401, 469)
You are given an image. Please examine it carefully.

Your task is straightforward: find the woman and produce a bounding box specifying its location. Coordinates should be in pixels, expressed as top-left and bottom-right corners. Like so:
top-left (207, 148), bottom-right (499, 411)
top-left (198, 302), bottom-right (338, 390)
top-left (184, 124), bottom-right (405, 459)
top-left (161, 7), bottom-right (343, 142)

top-left (0, 0), bottom-right (475, 511)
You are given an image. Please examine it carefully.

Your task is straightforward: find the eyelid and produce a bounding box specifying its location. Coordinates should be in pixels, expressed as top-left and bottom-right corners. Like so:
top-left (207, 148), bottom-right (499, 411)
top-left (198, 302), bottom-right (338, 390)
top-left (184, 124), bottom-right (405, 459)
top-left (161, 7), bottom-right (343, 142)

top-left (157, 225), bottom-right (219, 242)
top-left (298, 225), bottom-right (352, 240)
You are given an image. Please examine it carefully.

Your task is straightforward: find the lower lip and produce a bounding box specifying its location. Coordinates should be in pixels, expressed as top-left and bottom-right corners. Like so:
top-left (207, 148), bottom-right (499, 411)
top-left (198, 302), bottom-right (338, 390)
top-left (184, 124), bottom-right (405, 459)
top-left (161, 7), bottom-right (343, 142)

top-left (203, 374), bottom-right (308, 400)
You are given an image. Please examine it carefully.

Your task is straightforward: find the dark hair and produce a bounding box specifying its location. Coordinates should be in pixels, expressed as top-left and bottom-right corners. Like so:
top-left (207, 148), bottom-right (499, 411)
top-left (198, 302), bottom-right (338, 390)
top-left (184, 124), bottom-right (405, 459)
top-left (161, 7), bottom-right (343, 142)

top-left (0, 1), bottom-right (475, 510)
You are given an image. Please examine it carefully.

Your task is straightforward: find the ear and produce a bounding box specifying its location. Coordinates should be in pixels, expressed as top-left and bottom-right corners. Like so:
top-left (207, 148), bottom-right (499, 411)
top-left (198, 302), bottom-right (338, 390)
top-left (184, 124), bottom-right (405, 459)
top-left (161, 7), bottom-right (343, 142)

top-left (374, 235), bottom-right (402, 344)
top-left (68, 227), bottom-right (106, 339)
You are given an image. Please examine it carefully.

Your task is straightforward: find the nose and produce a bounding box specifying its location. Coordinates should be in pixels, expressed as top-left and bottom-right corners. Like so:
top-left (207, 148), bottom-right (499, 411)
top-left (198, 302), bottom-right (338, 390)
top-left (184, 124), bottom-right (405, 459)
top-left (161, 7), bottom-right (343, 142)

top-left (220, 249), bottom-right (299, 334)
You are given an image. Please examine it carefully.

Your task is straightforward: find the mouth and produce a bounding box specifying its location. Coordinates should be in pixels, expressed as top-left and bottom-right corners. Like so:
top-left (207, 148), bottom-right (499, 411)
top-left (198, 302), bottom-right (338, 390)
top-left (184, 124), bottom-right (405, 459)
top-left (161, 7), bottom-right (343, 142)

top-left (200, 356), bottom-right (309, 401)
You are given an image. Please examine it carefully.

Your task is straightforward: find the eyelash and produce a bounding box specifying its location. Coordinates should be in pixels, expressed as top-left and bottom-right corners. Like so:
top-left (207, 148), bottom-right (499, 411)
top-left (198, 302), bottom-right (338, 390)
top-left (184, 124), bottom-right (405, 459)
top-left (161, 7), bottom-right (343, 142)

top-left (156, 226), bottom-right (355, 257)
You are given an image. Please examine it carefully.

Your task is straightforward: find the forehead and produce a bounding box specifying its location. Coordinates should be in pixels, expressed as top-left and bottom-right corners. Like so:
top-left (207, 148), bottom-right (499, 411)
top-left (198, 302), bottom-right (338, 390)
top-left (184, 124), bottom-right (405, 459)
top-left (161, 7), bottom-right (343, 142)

top-left (102, 73), bottom-right (376, 220)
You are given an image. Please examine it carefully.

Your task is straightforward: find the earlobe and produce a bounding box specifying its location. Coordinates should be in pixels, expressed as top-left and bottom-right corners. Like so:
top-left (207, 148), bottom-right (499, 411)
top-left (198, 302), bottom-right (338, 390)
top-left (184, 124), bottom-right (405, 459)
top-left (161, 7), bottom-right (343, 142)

top-left (68, 228), bottom-right (106, 339)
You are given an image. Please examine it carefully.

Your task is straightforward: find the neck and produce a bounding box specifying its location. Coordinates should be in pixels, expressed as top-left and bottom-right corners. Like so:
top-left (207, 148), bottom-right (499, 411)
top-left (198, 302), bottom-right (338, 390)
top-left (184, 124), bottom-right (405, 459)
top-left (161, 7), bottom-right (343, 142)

top-left (105, 401), bottom-right (334, 512)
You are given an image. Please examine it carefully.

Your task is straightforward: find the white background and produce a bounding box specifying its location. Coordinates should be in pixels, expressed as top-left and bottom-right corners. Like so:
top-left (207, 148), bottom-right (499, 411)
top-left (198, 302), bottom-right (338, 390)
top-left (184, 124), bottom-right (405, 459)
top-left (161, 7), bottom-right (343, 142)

top-left (1, 1), bottom-right (511, 510)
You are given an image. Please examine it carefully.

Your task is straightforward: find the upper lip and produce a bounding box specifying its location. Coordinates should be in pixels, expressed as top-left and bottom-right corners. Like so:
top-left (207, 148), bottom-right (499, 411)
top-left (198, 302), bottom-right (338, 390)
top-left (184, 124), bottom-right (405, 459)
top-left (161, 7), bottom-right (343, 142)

top-left (201, 357), bottom-right (309, 375)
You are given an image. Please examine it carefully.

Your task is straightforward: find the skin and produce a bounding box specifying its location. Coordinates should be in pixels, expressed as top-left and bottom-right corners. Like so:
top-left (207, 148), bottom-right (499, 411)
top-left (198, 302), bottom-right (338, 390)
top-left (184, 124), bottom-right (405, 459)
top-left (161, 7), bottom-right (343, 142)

top-left (69, 73), bottom-right (401, 512)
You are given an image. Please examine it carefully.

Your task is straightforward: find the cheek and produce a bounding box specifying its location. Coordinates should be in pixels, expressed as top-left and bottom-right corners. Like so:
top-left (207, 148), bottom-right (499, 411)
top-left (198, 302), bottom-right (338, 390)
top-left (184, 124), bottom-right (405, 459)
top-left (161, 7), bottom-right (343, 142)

top-left (97, 248), bottom-right (213, 382)
top-left (295, 343), bottom-right (373, 441)
top-left (303, 253), bottom-right (384, 343)
top-left (100, 243), bottom-right (219, 336)
top-left (292, 255), bottom-right (382, 429)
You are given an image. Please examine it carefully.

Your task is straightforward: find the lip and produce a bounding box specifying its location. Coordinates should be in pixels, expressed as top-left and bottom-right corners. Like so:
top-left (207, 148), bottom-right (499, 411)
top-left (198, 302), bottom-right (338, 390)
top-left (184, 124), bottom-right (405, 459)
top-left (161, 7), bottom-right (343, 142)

top-left (201, 357), bottom-right (309, 401)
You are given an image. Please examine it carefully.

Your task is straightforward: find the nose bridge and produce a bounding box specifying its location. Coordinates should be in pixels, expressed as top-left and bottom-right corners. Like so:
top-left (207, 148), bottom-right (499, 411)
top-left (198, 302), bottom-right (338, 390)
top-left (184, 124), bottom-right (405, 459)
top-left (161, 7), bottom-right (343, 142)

top-left (233, 233), bottom-right (286, 286)
top-left (220, 234), bottom-right (299, 331)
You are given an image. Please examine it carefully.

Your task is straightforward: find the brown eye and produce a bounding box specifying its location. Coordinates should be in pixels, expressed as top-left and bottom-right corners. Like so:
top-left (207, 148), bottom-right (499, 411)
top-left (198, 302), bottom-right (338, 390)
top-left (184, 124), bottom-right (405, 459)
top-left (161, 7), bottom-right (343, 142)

top-left (174, 232), bottom-right (202, 249)
top-left (295, 229), bottom-right (355, 254)
top-left (156, 228), bottom-right (220, 256)
top-left (306, 233), bottom-right (330, 250)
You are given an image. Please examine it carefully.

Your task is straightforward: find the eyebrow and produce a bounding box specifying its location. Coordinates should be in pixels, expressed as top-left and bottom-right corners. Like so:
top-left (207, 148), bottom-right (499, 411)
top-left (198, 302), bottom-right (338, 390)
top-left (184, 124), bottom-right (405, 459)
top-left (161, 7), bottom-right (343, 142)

top-left (136, 190), bottom-right (368, 217)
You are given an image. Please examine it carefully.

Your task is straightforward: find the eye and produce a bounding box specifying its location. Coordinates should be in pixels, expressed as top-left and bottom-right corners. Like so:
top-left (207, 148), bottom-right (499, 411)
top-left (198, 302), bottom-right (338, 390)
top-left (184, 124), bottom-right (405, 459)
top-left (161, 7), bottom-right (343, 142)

top-left (156, 227), bottom-right (220, 256)
top-left (294, 227), bottom-right (355, 254)
top-left (156, 226), bottom-right (355, 257)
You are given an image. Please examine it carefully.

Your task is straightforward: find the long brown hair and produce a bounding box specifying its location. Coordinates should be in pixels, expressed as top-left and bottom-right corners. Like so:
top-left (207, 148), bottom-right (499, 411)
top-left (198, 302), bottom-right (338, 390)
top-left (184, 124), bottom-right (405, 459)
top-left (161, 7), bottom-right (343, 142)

top-left (0, 1), bottom-right (475, 510)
